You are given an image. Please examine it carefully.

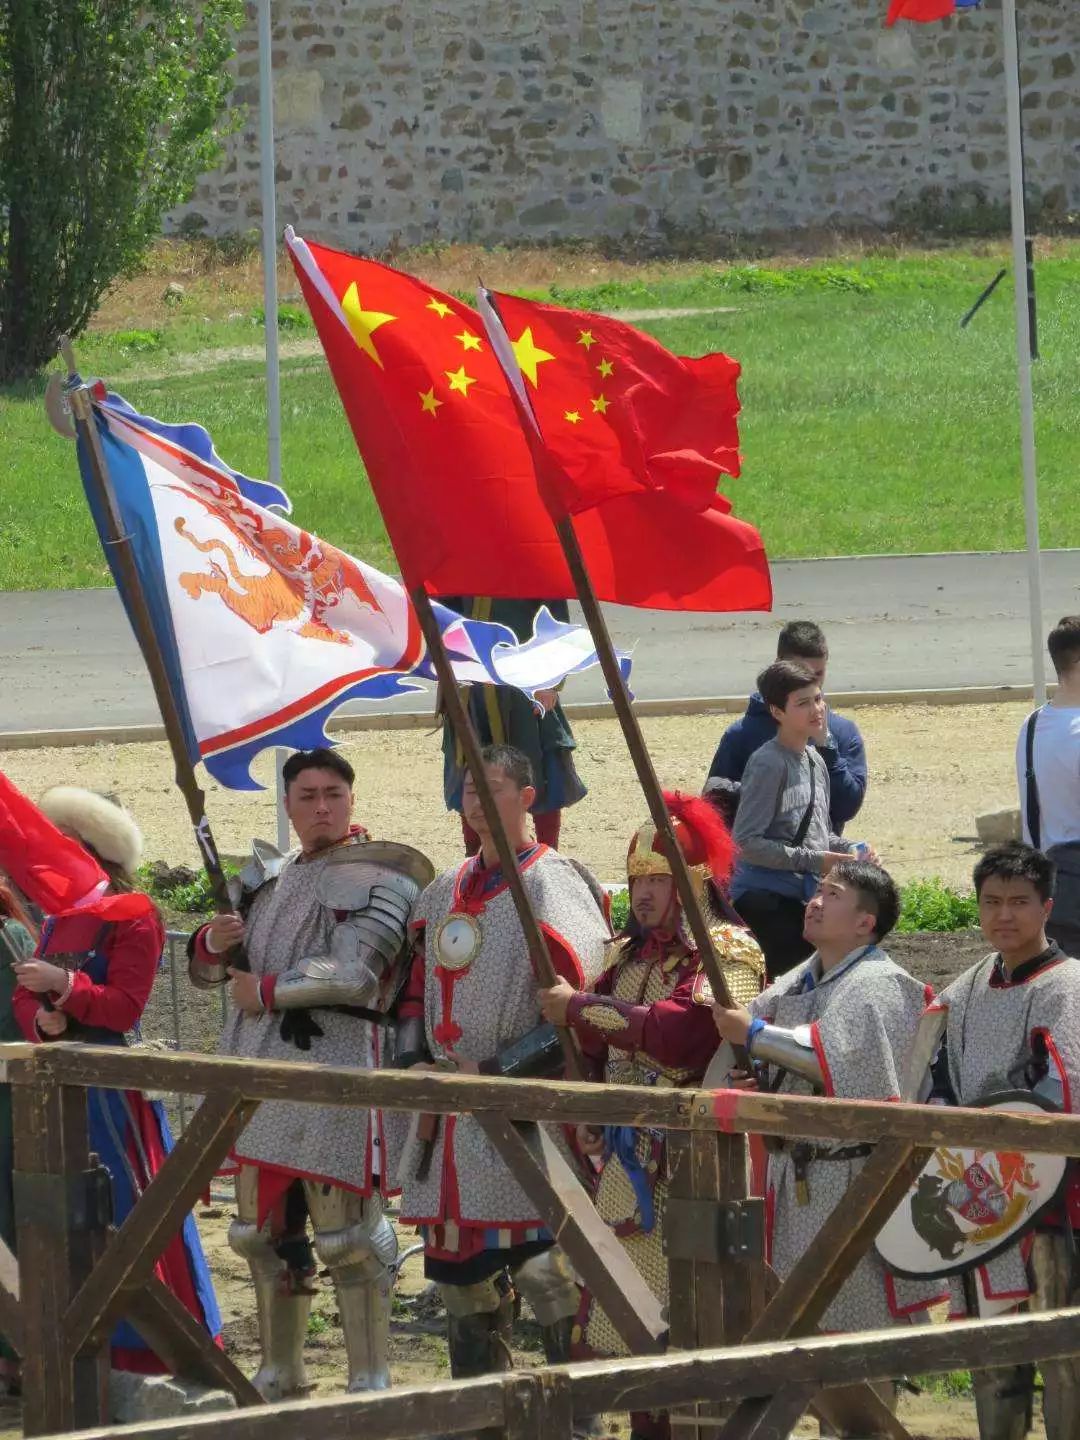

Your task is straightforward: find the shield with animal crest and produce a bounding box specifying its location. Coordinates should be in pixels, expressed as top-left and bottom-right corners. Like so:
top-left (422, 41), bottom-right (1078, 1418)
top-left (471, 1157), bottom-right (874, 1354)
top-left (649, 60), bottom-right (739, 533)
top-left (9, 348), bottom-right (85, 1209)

top-left (875, 1091), bottom-right (1069, 1279)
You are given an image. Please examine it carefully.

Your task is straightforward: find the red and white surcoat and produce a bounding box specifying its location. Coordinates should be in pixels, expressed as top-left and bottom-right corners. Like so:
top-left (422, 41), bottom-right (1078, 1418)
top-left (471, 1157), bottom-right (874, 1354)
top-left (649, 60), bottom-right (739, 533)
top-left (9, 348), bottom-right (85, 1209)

top-left (394, 844), bottom-right (609, 1229)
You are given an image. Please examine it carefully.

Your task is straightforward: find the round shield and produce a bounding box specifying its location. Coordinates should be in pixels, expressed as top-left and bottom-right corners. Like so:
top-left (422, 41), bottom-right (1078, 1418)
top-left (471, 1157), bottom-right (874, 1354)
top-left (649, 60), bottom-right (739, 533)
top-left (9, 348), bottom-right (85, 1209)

top-left (433, 912), bottom-right (483, 972)
top-left (875, 1090), bottom-right (1069, 1280)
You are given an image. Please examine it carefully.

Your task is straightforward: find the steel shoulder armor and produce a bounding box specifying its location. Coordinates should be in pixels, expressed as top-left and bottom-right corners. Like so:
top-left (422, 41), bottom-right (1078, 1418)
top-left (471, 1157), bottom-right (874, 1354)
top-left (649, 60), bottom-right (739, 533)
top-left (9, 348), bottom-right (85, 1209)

top-left (274, 842), bottom-right (434, 1014)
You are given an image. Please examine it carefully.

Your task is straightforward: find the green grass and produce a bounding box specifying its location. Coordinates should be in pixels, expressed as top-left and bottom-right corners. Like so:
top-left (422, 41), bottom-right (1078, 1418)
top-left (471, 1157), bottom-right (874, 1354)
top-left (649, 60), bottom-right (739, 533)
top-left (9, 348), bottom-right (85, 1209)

top-left (4, 249), bottom-right (1080, 589)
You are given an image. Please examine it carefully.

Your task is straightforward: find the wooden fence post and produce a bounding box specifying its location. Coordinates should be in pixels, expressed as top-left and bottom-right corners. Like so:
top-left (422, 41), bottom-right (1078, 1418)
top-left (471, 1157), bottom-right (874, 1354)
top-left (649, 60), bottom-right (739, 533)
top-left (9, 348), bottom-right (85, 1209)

top-left (13, 1075), bottom-right (109, 1436)
top-left (667, 1119), bottom-right (762, 1439)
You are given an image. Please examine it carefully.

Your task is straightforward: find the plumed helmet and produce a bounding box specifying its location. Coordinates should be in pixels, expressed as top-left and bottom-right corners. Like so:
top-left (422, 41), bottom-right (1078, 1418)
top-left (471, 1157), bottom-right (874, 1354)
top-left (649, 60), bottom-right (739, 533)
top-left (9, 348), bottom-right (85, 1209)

top-left (626, 790), bottom-right (737, 903)
top-left (39, 787), bottom-right (143, 879)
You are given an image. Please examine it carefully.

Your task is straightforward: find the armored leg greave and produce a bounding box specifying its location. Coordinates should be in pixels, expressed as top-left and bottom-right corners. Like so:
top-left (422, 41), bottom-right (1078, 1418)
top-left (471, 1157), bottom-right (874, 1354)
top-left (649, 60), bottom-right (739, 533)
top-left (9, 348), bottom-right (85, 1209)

top-left (305, 1181), bottom-right (398, 1393)
top-left (229, 1167), bottom-right (312, 1401)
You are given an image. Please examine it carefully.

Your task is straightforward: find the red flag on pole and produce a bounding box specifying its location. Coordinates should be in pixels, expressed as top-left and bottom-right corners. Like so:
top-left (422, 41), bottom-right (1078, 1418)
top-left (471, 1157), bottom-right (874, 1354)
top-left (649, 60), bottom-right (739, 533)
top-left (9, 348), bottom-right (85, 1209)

top-left (0, 771), bottom-right (153, 923)
top-left (886, 0), bottom-right (967, 23)
top-left (288, 230), bottom-right (770, 613)
top-left (478, 288), bottom-right (771, 613)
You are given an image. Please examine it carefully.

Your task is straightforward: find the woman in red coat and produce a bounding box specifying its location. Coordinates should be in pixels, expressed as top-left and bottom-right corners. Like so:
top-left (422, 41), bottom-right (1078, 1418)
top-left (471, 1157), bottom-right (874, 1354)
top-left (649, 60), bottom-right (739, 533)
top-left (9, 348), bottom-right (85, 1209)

top-left (11, 786), bottom-right (221, 1373)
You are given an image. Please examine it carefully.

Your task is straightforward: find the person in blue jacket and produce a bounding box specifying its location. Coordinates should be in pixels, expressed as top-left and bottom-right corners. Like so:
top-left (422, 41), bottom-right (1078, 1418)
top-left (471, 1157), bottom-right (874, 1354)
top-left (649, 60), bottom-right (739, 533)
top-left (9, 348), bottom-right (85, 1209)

top-left (705, 621), bottom-right (867, 833)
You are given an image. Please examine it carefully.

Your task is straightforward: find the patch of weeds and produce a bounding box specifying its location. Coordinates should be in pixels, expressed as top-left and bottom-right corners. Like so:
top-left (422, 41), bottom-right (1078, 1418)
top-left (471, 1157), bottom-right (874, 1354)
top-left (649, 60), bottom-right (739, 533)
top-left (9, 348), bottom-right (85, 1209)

top-left (110, 328), bottom-right (164, 354)
top-left (306, 1312), bottom-right (330, 1339)
top-left (914, 1370), bottom-right (973, 1399)
top-left (251, 303), bottom-right (312, 331)
top-left (138, 860), bottom-right (238, 916)
top-left (896, 879), bottom-right (978, 934)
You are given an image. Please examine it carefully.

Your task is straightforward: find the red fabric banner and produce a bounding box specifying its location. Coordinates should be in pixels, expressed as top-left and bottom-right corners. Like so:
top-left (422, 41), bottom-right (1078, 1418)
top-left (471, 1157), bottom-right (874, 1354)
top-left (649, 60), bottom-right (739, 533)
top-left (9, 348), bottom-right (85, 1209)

top-left (0, 771), bottom-right (152, 922)
top-left (289, 233), bottom-right (770, 613)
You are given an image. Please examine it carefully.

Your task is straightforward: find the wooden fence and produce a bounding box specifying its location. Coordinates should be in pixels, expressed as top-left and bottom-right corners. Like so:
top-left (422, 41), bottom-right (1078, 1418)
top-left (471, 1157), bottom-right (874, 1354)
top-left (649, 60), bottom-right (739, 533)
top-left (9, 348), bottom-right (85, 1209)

top-left (0, 1040), bottom-right (1076, 1440)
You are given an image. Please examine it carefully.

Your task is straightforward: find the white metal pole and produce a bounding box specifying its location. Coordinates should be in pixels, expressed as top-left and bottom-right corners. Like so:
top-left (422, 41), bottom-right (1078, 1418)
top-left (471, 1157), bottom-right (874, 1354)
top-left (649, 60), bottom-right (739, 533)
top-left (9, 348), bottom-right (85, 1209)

top-left (257, 0), bottom-right (293, 848)
top-left (1001, 0), bottom-right (1047, 705)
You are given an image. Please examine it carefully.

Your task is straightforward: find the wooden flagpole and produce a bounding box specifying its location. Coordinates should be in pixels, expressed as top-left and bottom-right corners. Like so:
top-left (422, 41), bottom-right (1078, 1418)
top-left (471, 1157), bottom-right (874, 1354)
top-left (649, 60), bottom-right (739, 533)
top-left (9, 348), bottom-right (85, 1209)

top-left (552, 519), bottom-right (740, 1013)
top-left (475, 285), bottom-right (741, 1014)
top-left (409, 586), bottom-right (585, 1080)
top-left (54, 340), bottom-right (238, 927)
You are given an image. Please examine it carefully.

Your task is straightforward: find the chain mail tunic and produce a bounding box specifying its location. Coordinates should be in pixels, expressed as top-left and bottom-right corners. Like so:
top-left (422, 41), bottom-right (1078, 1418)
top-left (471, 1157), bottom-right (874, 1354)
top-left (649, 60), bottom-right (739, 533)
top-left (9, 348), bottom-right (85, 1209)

top-left (219, 843), bottom-right (382, 1194)
top-left (931, 950), bottom-right (1080, 1312)
top-left (394, 846), bottom-right (608, 1227)
top-left (750, 947), bottom-right (948, 1331)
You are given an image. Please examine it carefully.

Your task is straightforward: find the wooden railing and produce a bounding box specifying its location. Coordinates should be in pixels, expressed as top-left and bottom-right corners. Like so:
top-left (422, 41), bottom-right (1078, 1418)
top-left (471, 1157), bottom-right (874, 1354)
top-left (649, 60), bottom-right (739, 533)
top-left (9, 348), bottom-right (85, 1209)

top-left (0, 1041), bottom-right (1076, 1440)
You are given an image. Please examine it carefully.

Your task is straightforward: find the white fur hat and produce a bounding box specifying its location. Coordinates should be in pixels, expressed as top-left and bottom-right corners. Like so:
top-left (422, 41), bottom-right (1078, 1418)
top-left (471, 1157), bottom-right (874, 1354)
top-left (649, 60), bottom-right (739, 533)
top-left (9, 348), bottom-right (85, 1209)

top-left (39, 787), bottom-right (143, 877)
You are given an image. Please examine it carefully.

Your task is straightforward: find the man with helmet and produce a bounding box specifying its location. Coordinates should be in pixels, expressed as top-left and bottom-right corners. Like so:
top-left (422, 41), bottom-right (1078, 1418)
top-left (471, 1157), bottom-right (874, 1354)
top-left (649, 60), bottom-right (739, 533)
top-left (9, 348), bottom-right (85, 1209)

top-left (189, 747), bottom-right (434, 1400)
top-left (538, 792), bottom-right (765, 1440)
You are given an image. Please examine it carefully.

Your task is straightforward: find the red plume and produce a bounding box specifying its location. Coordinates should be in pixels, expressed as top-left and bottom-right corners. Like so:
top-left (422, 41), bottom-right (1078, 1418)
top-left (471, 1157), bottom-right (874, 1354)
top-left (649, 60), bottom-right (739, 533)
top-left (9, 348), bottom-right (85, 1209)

top-left (661, 790), bottom-right (738, 885)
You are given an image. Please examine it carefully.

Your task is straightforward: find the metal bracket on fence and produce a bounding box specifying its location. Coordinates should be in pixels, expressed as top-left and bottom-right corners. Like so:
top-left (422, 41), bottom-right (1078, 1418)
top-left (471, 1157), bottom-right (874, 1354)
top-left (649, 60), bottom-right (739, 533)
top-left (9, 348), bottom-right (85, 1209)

top-left (14, 1160), bottom-right (114, 1234)
top-left (664, 1197), bottom-right (764, 1264)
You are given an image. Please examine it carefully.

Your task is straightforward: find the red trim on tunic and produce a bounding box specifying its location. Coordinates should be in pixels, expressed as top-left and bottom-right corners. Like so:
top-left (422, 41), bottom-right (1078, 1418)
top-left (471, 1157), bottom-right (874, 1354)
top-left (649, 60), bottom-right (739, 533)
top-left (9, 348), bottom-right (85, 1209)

top-left (230, 1151), bottom-right (375, 1202)
top-left (1035, 1027), bottom-right (1073, 1113)
top-left (923, 983), bottom-right (935, 1007)
top-left (538, 922), bottom-right (585, 988)
top-left (989, 956), bottom-right (1068, 989)
top-left (809, 1021), bottom-right (835, 1097)
top-left (883, 1269), bottom-right (949, 1317)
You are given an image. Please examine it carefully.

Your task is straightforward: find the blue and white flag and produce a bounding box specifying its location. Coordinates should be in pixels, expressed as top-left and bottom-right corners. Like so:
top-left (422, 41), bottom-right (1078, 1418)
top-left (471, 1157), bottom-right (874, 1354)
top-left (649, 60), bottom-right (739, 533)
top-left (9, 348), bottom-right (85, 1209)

top-left (76, 388), bottom-right (629, 790)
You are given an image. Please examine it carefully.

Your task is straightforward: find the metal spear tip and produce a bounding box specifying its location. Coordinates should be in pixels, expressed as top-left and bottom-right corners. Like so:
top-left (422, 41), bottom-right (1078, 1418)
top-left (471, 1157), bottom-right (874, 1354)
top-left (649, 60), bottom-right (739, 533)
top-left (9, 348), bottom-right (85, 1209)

top-left (58, 335), bottom-right (78, 375)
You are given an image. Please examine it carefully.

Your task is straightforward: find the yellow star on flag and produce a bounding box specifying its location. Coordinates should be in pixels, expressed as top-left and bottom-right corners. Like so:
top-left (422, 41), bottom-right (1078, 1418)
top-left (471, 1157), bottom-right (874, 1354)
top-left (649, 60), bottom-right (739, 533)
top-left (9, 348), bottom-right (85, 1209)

top-left (427, 297), bottom-right (453, 319)
top-left (577, 330), bottom-right (596, 350)
top-left (597, 357), bottom-right (615, 378)
top-left (446, 365), bottom-right (477, 397)
top-left (455, 330), bottom-right (483, 352)
top-left (341, 283), bottom-right (395, 369)
top-left (419, 387), bottom-right (443, 416)
top-left (512, 326), bottom-right (555, 388)
top-left (592, 394), bottom-right (610, 415)
top-left (564, 410), bottom-right (581, 425)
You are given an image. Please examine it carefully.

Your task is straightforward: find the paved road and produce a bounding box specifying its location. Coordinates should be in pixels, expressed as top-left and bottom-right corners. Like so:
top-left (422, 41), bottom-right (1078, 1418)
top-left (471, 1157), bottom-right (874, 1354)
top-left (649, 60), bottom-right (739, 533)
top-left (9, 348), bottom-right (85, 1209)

top-left (1, 551), bottom-right (1077, 735)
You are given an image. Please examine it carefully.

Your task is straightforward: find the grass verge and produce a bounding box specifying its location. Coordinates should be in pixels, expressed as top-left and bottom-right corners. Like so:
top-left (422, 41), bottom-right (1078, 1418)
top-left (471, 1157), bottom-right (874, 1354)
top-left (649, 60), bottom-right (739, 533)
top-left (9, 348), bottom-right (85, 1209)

top-left (4, 246), bottom-right (1080, 589)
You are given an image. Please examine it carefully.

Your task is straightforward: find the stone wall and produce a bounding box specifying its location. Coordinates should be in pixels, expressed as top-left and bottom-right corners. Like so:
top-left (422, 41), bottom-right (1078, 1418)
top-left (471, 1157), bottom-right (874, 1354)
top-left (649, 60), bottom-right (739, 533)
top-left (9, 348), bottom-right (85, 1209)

top-left (171, 0), bottom-right (1080, 249)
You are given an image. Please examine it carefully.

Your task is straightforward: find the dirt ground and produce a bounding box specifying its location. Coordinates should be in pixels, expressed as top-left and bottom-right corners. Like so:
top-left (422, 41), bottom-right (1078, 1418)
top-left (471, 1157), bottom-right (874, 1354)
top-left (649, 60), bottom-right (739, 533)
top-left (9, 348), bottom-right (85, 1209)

top-left (0, 699), bottom-right (1028, 891)
top-left (0, 699), bottom-right (1035, 1436)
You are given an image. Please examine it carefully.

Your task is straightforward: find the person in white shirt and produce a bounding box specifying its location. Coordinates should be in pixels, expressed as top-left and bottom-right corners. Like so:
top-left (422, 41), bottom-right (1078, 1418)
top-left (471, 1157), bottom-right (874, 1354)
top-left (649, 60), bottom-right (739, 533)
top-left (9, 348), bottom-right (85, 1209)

top-left (1016, 615), bottom-right (1080, 954)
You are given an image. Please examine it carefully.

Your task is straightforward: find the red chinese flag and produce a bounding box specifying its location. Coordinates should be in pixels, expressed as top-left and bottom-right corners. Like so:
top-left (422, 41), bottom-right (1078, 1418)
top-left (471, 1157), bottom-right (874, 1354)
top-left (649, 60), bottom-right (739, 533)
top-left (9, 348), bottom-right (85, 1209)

top-left (0, 771), bottom-right (152, 922)
top-left (288, 231), bottom-right (770, 612)
top-left (885, 0), bottom-right (955, 23)
top-left (485, 290), bottom-right (771, 612)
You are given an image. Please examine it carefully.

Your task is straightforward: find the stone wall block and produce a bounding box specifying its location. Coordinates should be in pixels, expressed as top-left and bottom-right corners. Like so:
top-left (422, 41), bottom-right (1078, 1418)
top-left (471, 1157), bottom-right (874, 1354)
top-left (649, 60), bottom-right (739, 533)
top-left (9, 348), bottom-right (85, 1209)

top-left (168, 0), bottom-right (1080, 248)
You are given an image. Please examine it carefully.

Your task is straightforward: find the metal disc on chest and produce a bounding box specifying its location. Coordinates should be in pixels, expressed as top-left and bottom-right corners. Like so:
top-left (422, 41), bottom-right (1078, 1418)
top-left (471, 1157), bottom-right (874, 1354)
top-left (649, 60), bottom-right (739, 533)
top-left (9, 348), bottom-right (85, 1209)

top-left (433, 912), bottom-right (483, 971)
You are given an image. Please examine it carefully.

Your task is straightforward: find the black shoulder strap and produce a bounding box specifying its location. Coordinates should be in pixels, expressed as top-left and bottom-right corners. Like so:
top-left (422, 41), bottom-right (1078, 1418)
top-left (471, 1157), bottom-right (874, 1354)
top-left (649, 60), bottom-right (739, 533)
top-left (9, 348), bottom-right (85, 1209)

top-left (1025, 706), bottom-right (1044, 851)
top-left (792, 753), bottom-right (817, 848)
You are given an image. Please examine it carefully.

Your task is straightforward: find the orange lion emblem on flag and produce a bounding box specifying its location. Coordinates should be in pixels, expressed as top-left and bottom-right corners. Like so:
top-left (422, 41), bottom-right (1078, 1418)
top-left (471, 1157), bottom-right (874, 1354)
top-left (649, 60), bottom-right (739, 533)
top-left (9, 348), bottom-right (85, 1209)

top-left (170, 482), bottom-right (380, 646)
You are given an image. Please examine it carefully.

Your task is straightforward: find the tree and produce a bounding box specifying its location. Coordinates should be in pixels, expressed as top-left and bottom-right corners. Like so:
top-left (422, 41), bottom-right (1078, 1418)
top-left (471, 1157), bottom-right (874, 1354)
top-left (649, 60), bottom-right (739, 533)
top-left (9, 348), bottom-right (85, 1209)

top-left (0, 0), bottom-right (244, 382)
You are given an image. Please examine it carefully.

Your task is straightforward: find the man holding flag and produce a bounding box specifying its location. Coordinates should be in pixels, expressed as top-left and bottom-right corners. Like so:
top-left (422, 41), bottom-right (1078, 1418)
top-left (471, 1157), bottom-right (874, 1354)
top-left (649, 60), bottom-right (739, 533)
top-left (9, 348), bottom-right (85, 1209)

top-left (189, 747), bottom-right (434, 1400)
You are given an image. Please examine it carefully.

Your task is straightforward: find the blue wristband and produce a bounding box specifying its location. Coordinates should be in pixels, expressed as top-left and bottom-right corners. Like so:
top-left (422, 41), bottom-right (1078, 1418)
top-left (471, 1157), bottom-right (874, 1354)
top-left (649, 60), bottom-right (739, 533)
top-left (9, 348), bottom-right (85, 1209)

top-left (746, 1017), bottom-right (766, 1049)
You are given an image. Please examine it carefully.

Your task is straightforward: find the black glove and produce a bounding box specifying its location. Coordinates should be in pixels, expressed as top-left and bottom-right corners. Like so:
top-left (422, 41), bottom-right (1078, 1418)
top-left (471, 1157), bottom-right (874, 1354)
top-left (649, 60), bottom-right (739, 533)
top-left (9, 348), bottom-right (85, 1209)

top-left (279, 1009), bottom-right (324, 1052)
